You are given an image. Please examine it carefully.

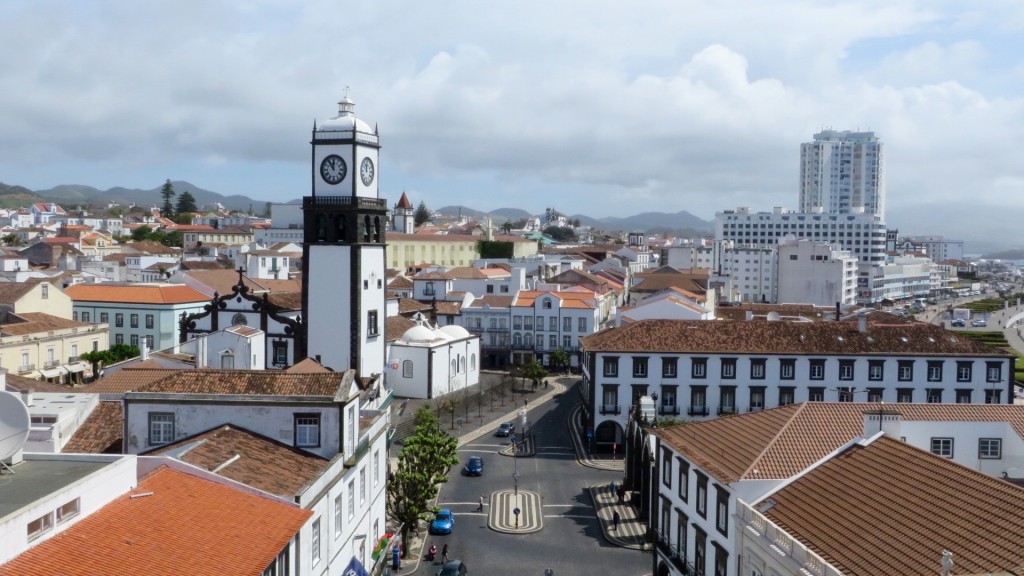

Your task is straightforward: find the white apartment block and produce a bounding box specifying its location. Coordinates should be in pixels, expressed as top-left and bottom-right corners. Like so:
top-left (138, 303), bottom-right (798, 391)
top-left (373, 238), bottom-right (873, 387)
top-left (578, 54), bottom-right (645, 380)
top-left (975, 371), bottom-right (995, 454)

top-left (580, 319), bottom-right (1014, 449)
top-left (776, 239), bottom-right (858, 306)
top-left (799, 130), bottom-right (885, 218)
top-left (902, 235), bottom-right (965, 261)
top-left (856, 255), bottom-right (934, 304)
top-left (255, 203), bottom-right (305, 245)
top-left (511, 290), bottom-right (601, 369)
top-left (715, 207), bottom-right (888, 264)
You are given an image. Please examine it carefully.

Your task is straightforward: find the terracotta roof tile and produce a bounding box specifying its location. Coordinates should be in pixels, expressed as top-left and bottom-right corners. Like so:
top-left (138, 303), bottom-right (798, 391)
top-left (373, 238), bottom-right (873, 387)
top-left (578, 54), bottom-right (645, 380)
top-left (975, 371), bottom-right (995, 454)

top-left (65, 283), bottom-right (209, 304)
top-left (580, 318), bottom-right (1013, 357)
top-left (134, 369), bottom-right (344, 396)
top-left (0, 466), bottom-right (310, 576)
top-left (0, 313), bottom-right (94, 336)
top-left (386, 315), bottom-right (416, 341)
top-left (398, 298), bottom-right (431, 314)
top-left (285, 357), bottom-right (332, 373)
top-left (147, 425), bottom-right (329, 497)
top-left (62, 402), bottom-right (123, 453)
top-left (761, 436), bottom-right (1024, 575)
top-left (0, 282), bottom-right (35, 304)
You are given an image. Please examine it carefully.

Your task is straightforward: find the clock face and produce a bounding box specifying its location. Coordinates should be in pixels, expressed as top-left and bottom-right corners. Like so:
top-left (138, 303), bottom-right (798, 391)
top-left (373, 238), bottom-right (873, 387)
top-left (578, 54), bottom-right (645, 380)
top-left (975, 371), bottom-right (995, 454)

top-left (320, 154), bottom-right (347, 185)
top-left (360, 157), bottom-right (375, 186)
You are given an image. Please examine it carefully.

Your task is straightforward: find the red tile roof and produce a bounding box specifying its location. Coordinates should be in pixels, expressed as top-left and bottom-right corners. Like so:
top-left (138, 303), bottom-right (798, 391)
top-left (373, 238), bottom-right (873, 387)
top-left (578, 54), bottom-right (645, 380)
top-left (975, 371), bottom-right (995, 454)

top-left (64, 283), bottom-right (209, 304)
top-left (147, 425), bottom-right (329, 497)
top-left (62, 402), bottom-right (123, 453)
top-left (761, 436), bottom-right (1024, 575)
top-left (0, 466), bottom-right (310, 576)
top-left (580, 318), bottom-right (1013, 357)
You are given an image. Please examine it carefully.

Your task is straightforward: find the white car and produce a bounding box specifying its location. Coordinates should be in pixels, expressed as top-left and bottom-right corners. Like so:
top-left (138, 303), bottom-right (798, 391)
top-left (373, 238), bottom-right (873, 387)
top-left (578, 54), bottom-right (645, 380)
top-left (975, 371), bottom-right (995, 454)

top-left (971, 319), bottom-right (988, 327)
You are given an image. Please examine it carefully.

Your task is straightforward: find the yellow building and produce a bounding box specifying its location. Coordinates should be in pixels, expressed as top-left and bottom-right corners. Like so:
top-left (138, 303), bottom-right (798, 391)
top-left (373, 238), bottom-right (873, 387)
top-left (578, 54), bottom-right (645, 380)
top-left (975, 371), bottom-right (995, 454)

top-left (386, 232), bottom-right (537, 271)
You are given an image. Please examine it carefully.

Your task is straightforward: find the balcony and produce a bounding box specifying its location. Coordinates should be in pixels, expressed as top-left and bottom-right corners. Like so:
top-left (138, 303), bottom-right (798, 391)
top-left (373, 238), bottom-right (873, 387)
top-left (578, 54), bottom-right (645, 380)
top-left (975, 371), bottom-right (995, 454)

top-left (67, 355), bottom-right (80, 363)
top-left (44, 360), bottom-right (60, 369)
top-left (655, 532), bottom-right (695, 575)
top-left (658, 405), bottom-right (679, 416)
top-left (600, 404), bottom-right (620, 415)
top-left (18, 364), bottom-right (35, 374)
top-left (718, 404), bottom-right (737, 416)
top-left (687, 405), bottom-right (708, 417)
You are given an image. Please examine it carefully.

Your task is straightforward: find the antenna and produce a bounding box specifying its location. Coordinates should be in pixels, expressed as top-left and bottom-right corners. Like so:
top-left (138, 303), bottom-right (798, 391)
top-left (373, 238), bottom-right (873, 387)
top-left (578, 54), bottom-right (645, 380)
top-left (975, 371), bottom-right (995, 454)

top-left (0, 391), bottom-right (31, 474)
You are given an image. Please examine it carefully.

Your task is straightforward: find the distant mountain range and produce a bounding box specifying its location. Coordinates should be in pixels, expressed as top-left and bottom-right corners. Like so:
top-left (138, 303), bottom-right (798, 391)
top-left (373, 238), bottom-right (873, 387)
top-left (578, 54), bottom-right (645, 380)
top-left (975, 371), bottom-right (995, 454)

top-left (435, 206), bottom-right (713, 237)
top-left (0, 181), bottom-right (267, 214)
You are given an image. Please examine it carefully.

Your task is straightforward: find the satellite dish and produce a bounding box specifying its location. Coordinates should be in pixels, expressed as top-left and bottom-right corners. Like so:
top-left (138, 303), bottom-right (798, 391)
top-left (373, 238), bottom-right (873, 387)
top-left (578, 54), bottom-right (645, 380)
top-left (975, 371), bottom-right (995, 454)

top-left (0, 391), bottom-right (31, 463)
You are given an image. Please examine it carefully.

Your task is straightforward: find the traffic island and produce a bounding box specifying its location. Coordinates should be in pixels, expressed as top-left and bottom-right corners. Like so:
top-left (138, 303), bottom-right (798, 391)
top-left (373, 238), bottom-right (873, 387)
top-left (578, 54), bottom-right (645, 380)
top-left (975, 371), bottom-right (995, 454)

top-left (487, 489), bottom-right (543, 534)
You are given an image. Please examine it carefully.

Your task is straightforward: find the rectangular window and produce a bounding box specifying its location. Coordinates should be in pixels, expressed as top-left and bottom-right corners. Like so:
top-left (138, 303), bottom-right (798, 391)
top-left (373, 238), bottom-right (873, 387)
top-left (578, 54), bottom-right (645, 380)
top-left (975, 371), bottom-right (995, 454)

top-left (26, 512), bottom-right (53, 541)
top-left (689, 386), bottom-right (707, 416)
top-left (987, 362), bottom-right (1003, 383)
top-left (868, 360), bottom-right (884, 381)
top-left (334, 494), bottom-right (343, 537)
top-left (956, 389), bottom-right (972, 403)
top-left (56, 498), bottom-right (80, 524)
top-left (897, 388), bottom-right (913, 403)
top-left (367, 310), bottom-right (379, 337)
top-left (715, 486), bottom-right (729, 536)
top-left (662, 358), bottom-right (677, 378)
top-left (563, 317), bottom-right (572, 331)
top-left (779, 358), bottom-right (796, 380)
top-left (549, 316), bottom-right (557, 331)
top-left (374, 450), bottom-right (380, 486)
top-left (808, 387), bottom-right (825, 402)
top-left (115, 313), bottom-right (123, 327)
top-left (41, 284), bottom-right (49, 299)
top-left (719, 386), bottom-right (736, 415)
top-left (779, 386), bottom-right (795, 406)
top-left (149, 412), bottom-right (175, 446)
top-left (720, 358), bottom-right (736, 379)
top-left (273, 342), bottom-right (288, 366)
top-left (359, 468), bottom-right (366, 504)
top-left (130, 313), bottom-right (139, 328)
top-left (82, 312), bottom-right (90, 322)
top-left (957, 361), bottom-right (973, 382)
top-left (749, 358), bottom-right (766, 379)
top-left (347, 481), bottom-right (355, 519)
top-left (985, 389), bottom-right (1003, 404)
top-left (931, 437), bottom-right (953, 458)
top-left (677, 459), bottom-right (689, 502)
top-left (115, 334), bottom-right (124, 345)
top-left (601, 386), bottom-right (619, 414)
top-left (839, 360), bottom-right (854, 381)
top-left (838, 387), bottom-right (854, 402)
top-left (979, 438), bottom-right (1002, 459)
top-left (578, 317), bottom-right (587, 332)
top-left (749, 387), bottom-right (765, 411)
top-left (131, 334), bottom-right (139, 347)
top-left (867, 388), bottom-right (884, 402)
top-left (694, 528), bottom-right (706, 576)
top-left (898, 360), bottom-right (914, 381)
top-left (927, 361), bottom-right (943, 382)
top-left (146, 314), bottom-right (154, 329)
top-left (312, 518), bottom-right (321, 565)
top-left (696, 473), bottom-right (708, 518)
top-left (100, 312), bottom-right (109, 323)
top-left (692, 358), bottom-right (707, 379)
top-left (662, 448), bottom-right (672, 486)
top-left (603, 357), bottom-right (619, 377)
top-left (926, 388), bottom-right (942, 403)
top-left (633, 357), bottom-right (648, 378)
top-left (295, 414), bottom-right (321, 447)
top-left (809, 359), bottom-right (825, 380)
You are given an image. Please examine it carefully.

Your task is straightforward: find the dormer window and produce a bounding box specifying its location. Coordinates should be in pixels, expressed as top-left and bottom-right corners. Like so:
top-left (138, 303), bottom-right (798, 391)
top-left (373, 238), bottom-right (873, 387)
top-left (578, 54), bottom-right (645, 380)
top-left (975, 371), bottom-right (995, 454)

top-left (542, 298), bottom-right (552, 309)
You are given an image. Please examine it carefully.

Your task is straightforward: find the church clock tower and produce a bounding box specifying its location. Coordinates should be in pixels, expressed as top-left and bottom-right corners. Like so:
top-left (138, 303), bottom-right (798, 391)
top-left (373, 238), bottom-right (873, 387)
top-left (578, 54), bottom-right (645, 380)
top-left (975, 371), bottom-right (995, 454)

top-left (301, 95), bottom-right (387, 376)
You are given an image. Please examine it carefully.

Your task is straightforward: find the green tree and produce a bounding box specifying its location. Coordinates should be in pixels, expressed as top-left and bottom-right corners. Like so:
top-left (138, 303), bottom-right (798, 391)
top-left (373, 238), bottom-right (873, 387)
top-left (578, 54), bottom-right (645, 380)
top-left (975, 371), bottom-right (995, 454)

top-left (549, 349), bottom-right (570, 373)
top-left (385, 407), bottom-right (458, 555)
top-left (175, 190), bottom-right (198, 214)
top-left (500, 221), bottom-right (513, 235)
top-left (414, 201), bottom-right (431, 227)
top-left (160, 179), bottom-right (176, 218)
top-left (1, 233), bottom-right (21, 246)
top-left (131, 225), bottom-right (155, 242)
top-left (520, 360), bottom-right (548, 390)
top-left (542, 226), bottom-right (577, 242)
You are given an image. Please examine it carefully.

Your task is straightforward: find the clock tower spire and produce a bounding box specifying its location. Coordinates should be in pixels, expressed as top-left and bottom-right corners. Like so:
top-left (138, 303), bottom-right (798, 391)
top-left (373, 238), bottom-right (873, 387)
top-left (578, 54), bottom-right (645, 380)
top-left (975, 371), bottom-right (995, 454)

top-left (301, 95), bottom-right (387, 376)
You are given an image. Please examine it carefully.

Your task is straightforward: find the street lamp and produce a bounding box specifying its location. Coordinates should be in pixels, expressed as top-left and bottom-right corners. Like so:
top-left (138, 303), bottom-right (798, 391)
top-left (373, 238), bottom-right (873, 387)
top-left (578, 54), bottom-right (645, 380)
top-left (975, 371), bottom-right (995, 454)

top-left (651, 391), bottom-right (659, 417)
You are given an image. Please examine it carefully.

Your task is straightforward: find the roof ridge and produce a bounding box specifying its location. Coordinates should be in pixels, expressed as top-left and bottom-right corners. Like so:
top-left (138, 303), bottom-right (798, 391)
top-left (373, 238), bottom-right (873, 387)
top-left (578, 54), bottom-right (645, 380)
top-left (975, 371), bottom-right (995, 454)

top-left (739, 403), bottom-right (805, 479)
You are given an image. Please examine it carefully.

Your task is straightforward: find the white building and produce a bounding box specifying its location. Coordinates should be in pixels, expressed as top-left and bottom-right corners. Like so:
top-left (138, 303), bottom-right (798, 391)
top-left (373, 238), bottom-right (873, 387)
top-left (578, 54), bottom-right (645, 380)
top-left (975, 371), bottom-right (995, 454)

top-left (580, 318), bottom-right (1015, 450)
top-left (715, 207), bottom-right (888, 264)
top-left (386, 315), bottom-right (481, 399)
top-left (902, 235), bottom-right (965, 262)
top-left (856, 254), bottom-right (933, 304)
top-left (255, 203), bottom-right (305, 245)
top-left (776, 238), bottom-right (858, 306)
top-left (646, 402), bottom-right (1024, 576)
top-left (799, 130), bottom-right (885, 218)
top-left (511, 289), bottom-right (602, 368)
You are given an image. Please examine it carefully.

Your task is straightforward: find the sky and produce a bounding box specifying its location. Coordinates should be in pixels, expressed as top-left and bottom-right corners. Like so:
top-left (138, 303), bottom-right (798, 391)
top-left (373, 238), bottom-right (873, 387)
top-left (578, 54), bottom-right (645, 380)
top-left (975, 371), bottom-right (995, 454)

top-left (1, 1), bottom-right (1023, 240)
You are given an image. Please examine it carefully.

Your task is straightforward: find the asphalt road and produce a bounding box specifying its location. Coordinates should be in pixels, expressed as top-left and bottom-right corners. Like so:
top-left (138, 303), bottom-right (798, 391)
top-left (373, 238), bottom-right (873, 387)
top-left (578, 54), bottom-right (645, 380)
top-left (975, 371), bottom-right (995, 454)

top-left (412, 381), bottom-right (649, 576)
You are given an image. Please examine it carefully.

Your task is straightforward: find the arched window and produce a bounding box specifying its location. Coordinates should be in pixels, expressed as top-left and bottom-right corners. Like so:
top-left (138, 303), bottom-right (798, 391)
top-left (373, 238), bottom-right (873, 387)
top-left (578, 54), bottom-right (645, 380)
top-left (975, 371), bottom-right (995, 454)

top-left (450, 359), bottom-right (457, 374)
top-left (513, 333), bottom-right (522, 347)
top-left (373, 216), bottom-right (381, 242)
top-left (363, 215), bottom-right (371, 242)
top-left (402, 359), bottom-right (413, 378)
top-left (525, 333), bottom-right (533, 348)
top-left (470, 354), bottom-right (476, 370)
top-left (459, 356), bottom-right (466, 374)
top-left (334, 215), bottom-right (346, 242)
top-left (316, 214), bottom-right (328, 242)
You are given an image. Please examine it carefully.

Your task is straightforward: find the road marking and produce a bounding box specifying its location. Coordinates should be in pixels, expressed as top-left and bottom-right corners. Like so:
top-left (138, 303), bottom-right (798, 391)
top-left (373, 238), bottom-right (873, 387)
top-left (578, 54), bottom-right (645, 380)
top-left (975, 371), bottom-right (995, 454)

top-left (544, 514), bottom-right (595, 519)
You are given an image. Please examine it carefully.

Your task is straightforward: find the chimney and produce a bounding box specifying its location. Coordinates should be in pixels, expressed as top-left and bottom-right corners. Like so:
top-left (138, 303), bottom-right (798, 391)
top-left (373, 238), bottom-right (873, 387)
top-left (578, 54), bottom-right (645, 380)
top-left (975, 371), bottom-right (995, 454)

top-left (858, 314), bottom-right (868, 333)
top-left (20, 389), bottom-right (33, 407)
top-left (835, 302), bottom-right (841, 321)
top-left (745, 310), bottom-right (753, 321)
top-left (862, 406), bottom-right (902, 438)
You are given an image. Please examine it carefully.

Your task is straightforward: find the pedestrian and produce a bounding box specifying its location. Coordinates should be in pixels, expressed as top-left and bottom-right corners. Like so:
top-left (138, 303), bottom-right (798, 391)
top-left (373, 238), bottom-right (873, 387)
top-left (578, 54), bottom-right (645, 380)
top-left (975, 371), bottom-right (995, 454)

top-left (612, 511), bottom-right (620, 531)
top-left (476, 494), bottom-right (485, 512)
top-left (616, 485), bottom-right (625, 504)
top-left (441, 543), bottom-right (449, 564)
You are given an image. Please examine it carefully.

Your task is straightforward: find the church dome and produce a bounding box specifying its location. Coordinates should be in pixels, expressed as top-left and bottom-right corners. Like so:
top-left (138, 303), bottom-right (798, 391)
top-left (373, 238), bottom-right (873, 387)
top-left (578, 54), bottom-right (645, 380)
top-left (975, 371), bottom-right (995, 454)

top-left (438, 325), bottom-right (470, 340)
top-left (402, 325), bottom-right (438, 343)
top-left (319, 97), bottom-right (374, 134)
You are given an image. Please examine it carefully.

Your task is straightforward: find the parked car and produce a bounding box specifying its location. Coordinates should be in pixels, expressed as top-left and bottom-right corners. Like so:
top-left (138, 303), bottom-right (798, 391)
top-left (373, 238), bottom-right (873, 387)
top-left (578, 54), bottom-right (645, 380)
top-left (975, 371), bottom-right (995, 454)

top-left (430, 509), bottom-right (455, 534)
top-left (951, 318), bottom-right (965, 327)
top-left (971, 319), bottom-right (988, 327)
top-left (463, 455), bottom-right (484, 476)
top-left (437, 560), bottom-right (468, 576)
top-left (495, 422), bottom-right (515, 437)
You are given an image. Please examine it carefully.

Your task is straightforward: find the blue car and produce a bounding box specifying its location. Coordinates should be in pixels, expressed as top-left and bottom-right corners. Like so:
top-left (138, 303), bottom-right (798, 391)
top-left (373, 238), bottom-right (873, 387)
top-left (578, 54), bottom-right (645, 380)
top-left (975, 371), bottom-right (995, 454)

top-left (463, 456), bottom-right (484, 476)
top-left (430, 509), bottom-right (454, 534)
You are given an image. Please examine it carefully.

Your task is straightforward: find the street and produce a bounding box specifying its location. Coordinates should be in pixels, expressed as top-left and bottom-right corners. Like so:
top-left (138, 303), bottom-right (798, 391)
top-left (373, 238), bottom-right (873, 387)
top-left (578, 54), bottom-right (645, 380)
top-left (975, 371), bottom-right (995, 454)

top-left (407, 380), bottom-right (649, 576)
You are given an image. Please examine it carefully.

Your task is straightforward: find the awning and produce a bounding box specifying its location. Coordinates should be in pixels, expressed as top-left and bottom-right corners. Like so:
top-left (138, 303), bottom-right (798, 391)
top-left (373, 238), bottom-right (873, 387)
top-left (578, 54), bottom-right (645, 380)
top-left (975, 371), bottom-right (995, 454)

top-left (66, 363), bottom-right (86, 373)
top-left (40, 368), bottom-right (62, 379)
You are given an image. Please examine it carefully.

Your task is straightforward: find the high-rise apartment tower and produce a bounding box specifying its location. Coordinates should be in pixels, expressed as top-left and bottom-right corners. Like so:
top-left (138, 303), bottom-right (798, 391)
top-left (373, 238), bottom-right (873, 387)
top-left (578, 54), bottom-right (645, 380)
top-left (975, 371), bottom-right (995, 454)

top-left (799, 130), bottom-right (885, 219)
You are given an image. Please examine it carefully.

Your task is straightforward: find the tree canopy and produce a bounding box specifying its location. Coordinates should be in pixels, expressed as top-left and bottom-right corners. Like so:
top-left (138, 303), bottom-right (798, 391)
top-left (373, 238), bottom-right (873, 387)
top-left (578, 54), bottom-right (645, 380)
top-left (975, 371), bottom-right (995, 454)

top-left (520, 360), bottom-right (548, 386)
top-left (549, 349), bottom-right (570, 372)
top-left (414, 201), bottom-right (431, 227)
top-left (542, 226), bottom-right (577, 242)
top-left (385, 407), bottom-right (458, 555)
top-left (131, 225), bottom-right (183, 248)
top-left (160, 179), bottom-right (176, 217)
top-left (175, 190), bottom-right (198, 214)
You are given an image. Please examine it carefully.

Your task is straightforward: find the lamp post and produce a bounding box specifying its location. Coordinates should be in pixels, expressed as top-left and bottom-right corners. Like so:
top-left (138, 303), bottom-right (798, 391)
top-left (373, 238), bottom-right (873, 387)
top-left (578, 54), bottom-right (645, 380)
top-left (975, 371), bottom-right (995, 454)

top-left (651, 391), bottom-right (659, 418)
